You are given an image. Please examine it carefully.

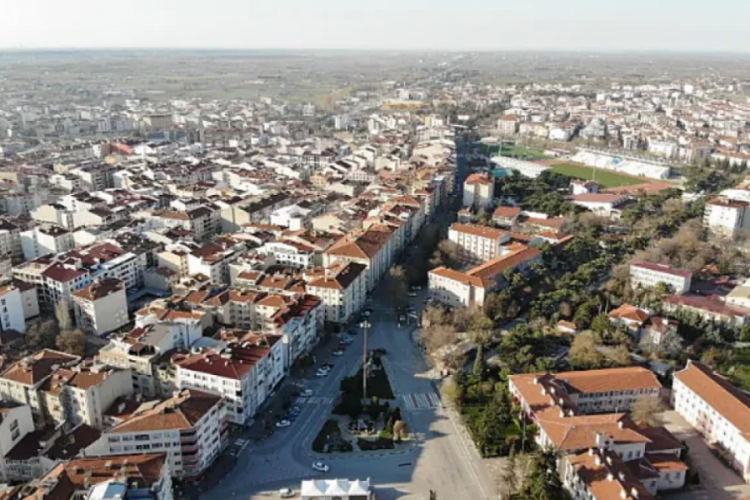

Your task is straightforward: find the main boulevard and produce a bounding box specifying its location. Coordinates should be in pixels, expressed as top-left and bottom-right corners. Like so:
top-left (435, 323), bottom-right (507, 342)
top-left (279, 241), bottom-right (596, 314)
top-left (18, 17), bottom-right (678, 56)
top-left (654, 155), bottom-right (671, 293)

top-left (200, 281), bottom-right (497, 500)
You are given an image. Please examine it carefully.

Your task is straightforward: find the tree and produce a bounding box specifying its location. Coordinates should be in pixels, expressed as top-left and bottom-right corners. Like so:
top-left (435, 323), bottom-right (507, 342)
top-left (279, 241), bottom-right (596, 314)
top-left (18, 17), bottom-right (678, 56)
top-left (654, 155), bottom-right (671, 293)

top-left (25, 319), bottom-right (59, 350)
top-left (56, 329), bottom-right (86, 356)
top-left (501, 451), bottom-right (521, 497)
top-left (517, 447), bottom-right (571, 500)
top-left (440, 377), bottom-right (464, 408)
top-left (473, 343), bottom-right (485, 380)
top-left (590, 314), bottom-right (612, 335)
top-left (569, 332), bottom-right (605, 370)
top-left (55, 301), bottom-right (72, 332)
top-left (476, 395), bottom-right (508, 457)
top-left (393, 420), bottom-right (408, 441)
top-left (631, 396), bottom-right (666, 427)
top-left (387, 265), bottom-right (409, 312)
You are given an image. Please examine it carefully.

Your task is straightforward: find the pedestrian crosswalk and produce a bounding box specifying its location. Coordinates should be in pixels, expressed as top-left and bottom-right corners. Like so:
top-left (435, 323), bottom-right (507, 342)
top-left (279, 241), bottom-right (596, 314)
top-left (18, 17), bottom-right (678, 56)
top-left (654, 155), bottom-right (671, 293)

top-left (402, 392), bottom-right (441, 411)
top-left (294, 396), bottom-right (334, 406)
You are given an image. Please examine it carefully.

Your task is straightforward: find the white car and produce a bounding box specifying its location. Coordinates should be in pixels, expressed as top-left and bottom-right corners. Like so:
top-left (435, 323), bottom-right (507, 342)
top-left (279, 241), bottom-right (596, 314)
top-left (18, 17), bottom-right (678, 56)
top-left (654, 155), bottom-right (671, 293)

top-left (279, 488), bottom-right (295, 498)
top-left (332, 350), bottom-right (344, 357)
top-left (312, 461), bottom-right (330, 472)
top-left (301, 389), bottom-right (313, 397)
top-left (316, 370), bottom-right (329, 377)
top-left (276, 419), bottom-right (291, 428)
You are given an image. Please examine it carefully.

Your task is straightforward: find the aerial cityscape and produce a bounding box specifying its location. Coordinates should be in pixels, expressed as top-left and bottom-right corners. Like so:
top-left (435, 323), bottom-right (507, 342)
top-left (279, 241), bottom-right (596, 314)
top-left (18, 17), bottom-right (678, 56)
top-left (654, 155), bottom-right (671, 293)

top-left (2, 3), bottom-right (750, 500)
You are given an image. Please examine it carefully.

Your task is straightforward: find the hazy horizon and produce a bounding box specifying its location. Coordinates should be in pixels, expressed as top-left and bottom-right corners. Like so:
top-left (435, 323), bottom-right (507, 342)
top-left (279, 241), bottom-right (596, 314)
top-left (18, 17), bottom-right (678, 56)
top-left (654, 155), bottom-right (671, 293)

top-left (2, 0), bottom-right (749, 53)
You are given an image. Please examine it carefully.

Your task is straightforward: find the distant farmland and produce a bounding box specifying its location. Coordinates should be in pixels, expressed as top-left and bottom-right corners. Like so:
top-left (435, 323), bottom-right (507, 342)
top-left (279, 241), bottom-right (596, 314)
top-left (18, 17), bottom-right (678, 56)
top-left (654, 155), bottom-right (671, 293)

top-left (551, 163), bottom-right (645, 188)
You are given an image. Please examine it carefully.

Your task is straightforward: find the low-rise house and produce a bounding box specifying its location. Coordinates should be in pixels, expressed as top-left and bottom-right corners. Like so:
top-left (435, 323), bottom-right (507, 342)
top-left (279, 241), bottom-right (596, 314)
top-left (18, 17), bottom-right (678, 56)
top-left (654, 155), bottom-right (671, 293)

top-left (608, 304), bottom-right (650, 332)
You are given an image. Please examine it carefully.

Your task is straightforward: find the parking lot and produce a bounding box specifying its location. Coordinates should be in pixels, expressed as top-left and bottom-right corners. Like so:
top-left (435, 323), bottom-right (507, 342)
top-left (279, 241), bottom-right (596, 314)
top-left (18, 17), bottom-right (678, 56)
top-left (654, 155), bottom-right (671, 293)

top-left (661, 410), bottom-right (750, 500)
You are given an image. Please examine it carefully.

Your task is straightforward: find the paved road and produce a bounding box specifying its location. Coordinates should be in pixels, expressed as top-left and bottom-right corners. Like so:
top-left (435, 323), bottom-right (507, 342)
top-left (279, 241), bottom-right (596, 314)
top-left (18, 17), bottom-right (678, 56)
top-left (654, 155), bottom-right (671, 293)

top-left (201, 284), bottom-right (497, 500)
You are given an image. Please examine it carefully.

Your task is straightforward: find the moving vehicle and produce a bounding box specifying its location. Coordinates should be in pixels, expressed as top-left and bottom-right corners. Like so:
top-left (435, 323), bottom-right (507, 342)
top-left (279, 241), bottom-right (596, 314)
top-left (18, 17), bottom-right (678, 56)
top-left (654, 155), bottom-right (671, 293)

top-left (275, 419), bottom-right (291, 428)
top-left (301, 389), bottom-right (313, 397)
top-left (279, 488), bottom-right (295, 498)
top-left (312, 461), bottom-right (330, 472)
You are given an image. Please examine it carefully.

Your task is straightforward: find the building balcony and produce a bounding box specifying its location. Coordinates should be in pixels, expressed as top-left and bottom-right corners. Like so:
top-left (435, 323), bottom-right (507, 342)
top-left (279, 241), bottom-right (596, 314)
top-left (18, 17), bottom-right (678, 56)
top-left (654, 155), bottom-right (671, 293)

top-left (181, 442), bottom-right (199, 453)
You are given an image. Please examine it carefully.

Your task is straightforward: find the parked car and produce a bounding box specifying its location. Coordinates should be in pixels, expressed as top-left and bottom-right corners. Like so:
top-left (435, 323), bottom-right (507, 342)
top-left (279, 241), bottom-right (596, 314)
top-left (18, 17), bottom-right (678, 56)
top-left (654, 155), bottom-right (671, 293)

top-left (332, 349), bottom-right (344, 356)
top-left (279, 488), bottom-right (295, 498)
top-left (312, 461), bottom-right (330, 472)
top-left (316, 370), bottom-right (330, 377)
top-left (408, 291), bottom-right (417, 297)
top-left (276, 419), bottom-right (291, 428)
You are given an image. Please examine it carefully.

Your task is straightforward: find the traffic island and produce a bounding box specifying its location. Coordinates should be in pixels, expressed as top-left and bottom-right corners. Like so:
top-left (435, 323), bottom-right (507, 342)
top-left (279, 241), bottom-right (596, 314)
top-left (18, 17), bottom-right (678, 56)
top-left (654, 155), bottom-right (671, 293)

top-left (312, 351), bottom-right (413, 454)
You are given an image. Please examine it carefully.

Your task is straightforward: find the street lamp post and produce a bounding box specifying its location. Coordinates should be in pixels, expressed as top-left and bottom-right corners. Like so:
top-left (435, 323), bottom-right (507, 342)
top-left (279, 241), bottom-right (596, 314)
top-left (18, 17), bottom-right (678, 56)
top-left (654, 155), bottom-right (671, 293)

top-left (361, 320), bottom-right (371, 401)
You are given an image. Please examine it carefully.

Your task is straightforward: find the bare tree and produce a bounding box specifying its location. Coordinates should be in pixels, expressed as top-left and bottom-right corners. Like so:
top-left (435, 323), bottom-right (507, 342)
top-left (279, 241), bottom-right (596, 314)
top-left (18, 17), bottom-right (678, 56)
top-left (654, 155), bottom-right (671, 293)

top-left (56, 329), bottom-right (86, 356)
top-left (631, 396), bottom-right (666, 427)
top-left (55, 301), bottom-right (72, 332)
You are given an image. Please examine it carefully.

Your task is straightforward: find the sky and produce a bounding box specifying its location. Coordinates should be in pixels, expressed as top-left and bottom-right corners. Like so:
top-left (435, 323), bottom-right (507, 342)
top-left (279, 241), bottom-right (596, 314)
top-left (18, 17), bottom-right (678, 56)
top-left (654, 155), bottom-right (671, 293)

top-left (1, 0), bottom-right (749, 52)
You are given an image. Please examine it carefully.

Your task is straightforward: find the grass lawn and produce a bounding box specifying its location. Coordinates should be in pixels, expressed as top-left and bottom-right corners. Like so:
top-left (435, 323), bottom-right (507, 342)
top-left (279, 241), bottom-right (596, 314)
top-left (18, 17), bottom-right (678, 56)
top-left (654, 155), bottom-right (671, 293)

top-left (552, 163), bottom-right (646, 188)
top-left (499, 145), bottom-right (549, 161)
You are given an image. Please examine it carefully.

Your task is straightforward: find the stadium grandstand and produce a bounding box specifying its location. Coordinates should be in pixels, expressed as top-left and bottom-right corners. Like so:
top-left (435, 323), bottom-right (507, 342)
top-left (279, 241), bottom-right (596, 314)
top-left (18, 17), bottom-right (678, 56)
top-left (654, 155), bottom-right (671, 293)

top-left (570, 148), bottom-right (672, 180)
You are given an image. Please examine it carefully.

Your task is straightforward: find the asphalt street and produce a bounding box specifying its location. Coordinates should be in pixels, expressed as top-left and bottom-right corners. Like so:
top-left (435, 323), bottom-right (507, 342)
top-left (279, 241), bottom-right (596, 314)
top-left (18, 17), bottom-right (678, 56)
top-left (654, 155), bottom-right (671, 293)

top-left (200, 283), bottom-right (497, 500)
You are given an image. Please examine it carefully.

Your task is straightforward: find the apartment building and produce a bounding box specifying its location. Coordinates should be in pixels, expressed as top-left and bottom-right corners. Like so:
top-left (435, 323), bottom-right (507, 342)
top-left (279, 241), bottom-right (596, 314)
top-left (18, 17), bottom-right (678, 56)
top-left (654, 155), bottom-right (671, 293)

top-left (97, 323), bottom-right (188, 398)
top-left (630, 261), bottom-right (692, 295)
top-left (256, 240), bottom-right (316, 269)
top-left (448, 223), bottom-right (510, 264)
top-left (0, 402), bottom-right (35, 481)
top-left (1, 193), bottom-right (42, 217)
top-left (13, 241), bottom-right (150, 310)
top-left (20, 225), bottom-right (76, 261)
top-left (462, 173), bottom-right (495, 209)
top-left (673, 361), bottom-right (750, 482)
top-left (187, 238), bottom-right (246, 285)
top-left (324, 226), bottom-right (396, 292)
top-left (306, 262), bottom-right (367, 325)
top-left (174, 334), bottom-right (285, 425)
top-left (36, 453), bottom-right (174, 500)
top-left (39, 365), bottom-right (133, 430)
top-left (72, 278), bottom-right (129, 336)
top-left (0, 218), bottom-right (23, 264)
top-left (704, 197), bottom-right (750, 238)
top-left (0, 350), bottom-right (81, 425)
top-left (99, 389), bottom-right (227, 479)
top-left (0, 285), bottom-right (26, 334)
